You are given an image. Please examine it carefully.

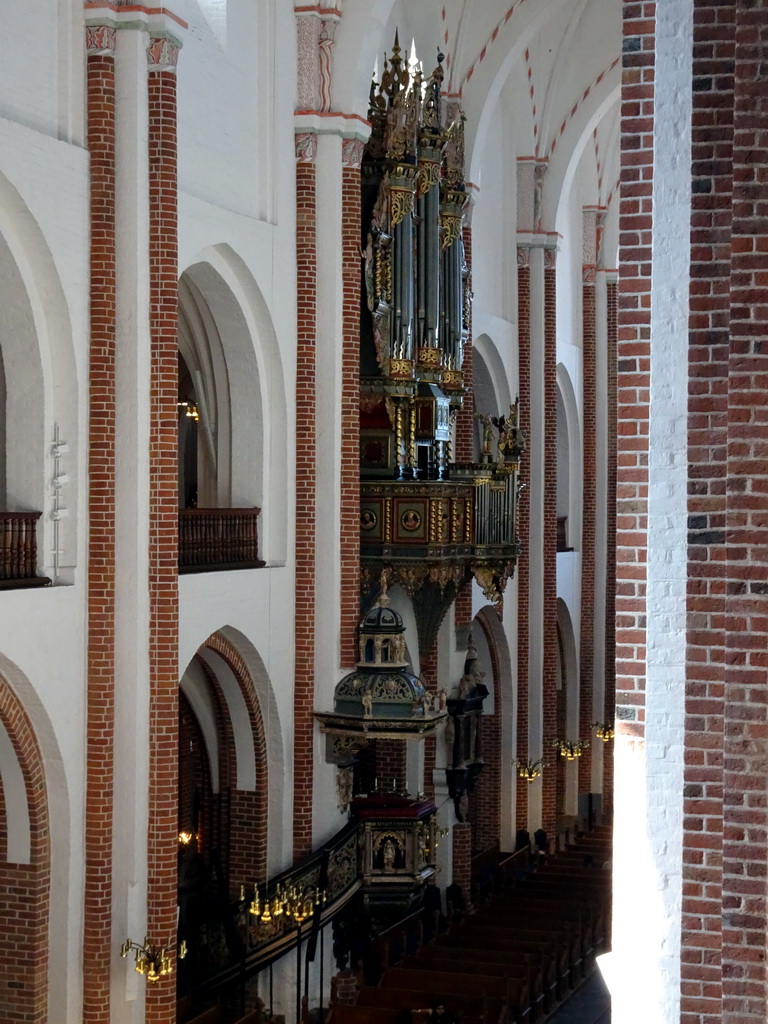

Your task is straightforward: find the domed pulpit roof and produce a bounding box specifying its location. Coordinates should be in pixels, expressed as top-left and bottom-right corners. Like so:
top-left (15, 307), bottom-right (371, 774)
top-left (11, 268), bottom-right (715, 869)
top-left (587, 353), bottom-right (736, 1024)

top-left (315, 590), bottom-right (446, 739)
top-left (334, 665), bottom-right (430, 720)
top-left (360, 603), bottom-right (404, 635)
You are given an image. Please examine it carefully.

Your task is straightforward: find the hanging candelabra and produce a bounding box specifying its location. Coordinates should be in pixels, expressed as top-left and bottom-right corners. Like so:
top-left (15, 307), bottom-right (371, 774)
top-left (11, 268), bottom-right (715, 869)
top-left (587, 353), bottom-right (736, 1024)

top-left (120, 936), bottom-right (186, 982)
top-left (250, 882), bottom-right (327, 1024)
top-left (513, 757), bottom-right (546, 782)
top-left (593, 721), bottom-right (615, 741)
top-left (552, 738), bottom-right (590, 760)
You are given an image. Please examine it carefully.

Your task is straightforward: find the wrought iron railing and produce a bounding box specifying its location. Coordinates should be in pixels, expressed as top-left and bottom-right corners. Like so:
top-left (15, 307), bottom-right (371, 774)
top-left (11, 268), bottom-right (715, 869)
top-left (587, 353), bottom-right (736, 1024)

top-left (0, 512), bottom-right (50, 588)
top-left (178, 508), bottom-right (265, 573)
top-left (195, 820), bottom-right (362, 1001)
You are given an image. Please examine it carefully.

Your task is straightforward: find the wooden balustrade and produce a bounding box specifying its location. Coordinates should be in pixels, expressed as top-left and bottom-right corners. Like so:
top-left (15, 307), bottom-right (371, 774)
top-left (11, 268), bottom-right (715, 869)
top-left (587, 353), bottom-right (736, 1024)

top-left (178, 508), bottom-right (265, 574)
top-left (0, 512), bottom-right (50, 589)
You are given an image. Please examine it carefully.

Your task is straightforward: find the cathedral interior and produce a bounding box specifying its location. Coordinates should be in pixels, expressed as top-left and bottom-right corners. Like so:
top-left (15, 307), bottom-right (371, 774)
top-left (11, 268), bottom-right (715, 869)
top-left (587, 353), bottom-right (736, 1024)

top-left (0, 2), bottom-right (765, 1023)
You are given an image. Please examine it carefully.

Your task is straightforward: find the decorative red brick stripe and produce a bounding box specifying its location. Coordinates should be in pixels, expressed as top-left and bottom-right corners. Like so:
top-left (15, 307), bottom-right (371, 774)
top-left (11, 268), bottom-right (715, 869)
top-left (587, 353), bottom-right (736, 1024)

top-left (84, 31), bottom-right (117, 1024)
top-left (474, 613), bottom-right (502, 851)
top-left (340, 160), bottom-right (362, 669)
top-left (0, 680), bottom-right (50, 1023)
top-left (145, 44), bottom-right (181, 1024)
top-left (420, 645), bottom-right (439, 799)
top-left (515, 251), bottom-right (531, 830)
top-left (602, 279), bottom-right (617, 817)
top-left (579, 275), bottom-right (596, 794)
top-left (722, 8), bottom-right (768, 1019)
top-left (294, 149), bottom-right (318, 861)
top-left (541, 252), bottom-right (558, 836)
top-left (615, 1), bottom-right (655, 739)
top-left (680, 4), bottom-right (733, 1020)
top-left (202, 633), bottom-right (270, 889)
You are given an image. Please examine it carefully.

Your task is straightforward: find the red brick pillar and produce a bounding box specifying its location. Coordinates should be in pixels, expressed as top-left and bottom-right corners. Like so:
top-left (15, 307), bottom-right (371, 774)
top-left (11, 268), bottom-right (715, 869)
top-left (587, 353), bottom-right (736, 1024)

top-left (680, 5), bottom-right (732, 1019)
top-left (515, 246), bottom-right (531, 832)
top-left (616, 1), bottom-right (654, 744)
top-left (722, 9), bottom-right (768, 1019)
top-left (579, 212), bottom-right (598, 796)
top-left (474, 617), bottom-right (502, 851)
top-left (340, 140), bottom-right (363, 669)
top-left (602, 277), bottom-right (618, 817)
top-left (421, 644), bottom-right (439, 799)
top-left (145, 34), bottom-right (181, 1024)
top-left (293, 131), bottom-right (318, 861)
top-left (452, 822), bottom-right (472, 905)
top-left (541, 246), bottom-right (558, 837)
top-left (84, 24), bottom-right (117, 1023)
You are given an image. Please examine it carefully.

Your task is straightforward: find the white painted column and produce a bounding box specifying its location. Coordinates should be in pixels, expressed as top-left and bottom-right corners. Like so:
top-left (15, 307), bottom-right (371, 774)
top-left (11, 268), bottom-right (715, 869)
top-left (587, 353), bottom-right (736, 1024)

top-left (609, 1), bottom-right (692, 1020)
top-left (592, 267), bottom-right (608, 794)
top-left (311, 128), bottom-right (348, 843)
top-left (526, 243), bottom-right (546, 831)
top-left (111, 25), bottom-right (152, 1024)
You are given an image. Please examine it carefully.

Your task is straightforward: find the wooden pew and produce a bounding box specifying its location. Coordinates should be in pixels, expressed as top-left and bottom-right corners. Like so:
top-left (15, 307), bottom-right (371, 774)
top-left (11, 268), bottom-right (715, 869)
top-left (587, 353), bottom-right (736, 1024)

top-left (354, 986), bottom-right (490, 1024)
top-left (187, 1007), bottom-right (220, 1024)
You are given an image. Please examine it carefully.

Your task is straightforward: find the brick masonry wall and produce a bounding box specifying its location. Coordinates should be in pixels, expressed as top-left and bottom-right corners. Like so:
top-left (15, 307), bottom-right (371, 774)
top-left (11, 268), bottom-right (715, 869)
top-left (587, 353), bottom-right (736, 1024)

top-left (203, 634), bottom-right (270, 889)
top-left (340, 162), bottom-right (361, 669)
top-left (515, 252), bottom-right (531, 830)
top-left (541, 253), bottom-right (558, 836)
top-left (145, 45), bottom-right (181, 1024)
top-left (616, 1), bottom-right (655, 738)
top-left (472, 615), bottom-right (502, 852)
top-left (0, 682), bottom-right (49, 1024)
top-left (681, 3), bottom-right (733, 1019)
top-left (420, 645), bottom-right (438, 799)
top-left (374, 739), bottom-right (407, 793)
top-left (721, 7), bottom-right (768, 1019)
top-left (603, 279), bottom-right (618, 815)
top-left (84, 32), bottom-right (117, 1024)
top-left (451, 821), bottom-right (472, 903)
top-left (579, 274), bottom-right (596, 794)
top-left (294, 148), bottom-right (318, 862)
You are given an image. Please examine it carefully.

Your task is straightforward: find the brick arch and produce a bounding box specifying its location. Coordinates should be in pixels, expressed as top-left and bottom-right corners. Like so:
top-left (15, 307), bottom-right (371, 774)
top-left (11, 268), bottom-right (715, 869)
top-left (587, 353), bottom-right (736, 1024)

top-left (199, 631), bottom-right (269, 889)
top-left (0, 675), bottom-right (50, 1024)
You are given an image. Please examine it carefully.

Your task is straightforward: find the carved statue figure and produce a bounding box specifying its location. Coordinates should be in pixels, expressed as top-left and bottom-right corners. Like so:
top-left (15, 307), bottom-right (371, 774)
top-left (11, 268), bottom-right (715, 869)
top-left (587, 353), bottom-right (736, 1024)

top-left (475, 412), bottom-right (494, 462)
top-left (383, 838), bottom-right (396, 873)
top-left (362, 692), bottom-right (373, 718)
top-left (438, 688), bottom-right (448, 711)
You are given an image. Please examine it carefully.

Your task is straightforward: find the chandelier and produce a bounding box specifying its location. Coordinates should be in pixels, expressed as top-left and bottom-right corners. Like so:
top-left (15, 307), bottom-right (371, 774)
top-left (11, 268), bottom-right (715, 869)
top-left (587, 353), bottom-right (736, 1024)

top-left (552, 738), bottom-right (590, 760)
top-left (513, 757), bottom-right (546, 782)
top-left (120, 936), bottom-right (186, 981)
top-left (593, 721), bottom-right (615, 741)
top-left (249, 882), bottom-right (327, 926)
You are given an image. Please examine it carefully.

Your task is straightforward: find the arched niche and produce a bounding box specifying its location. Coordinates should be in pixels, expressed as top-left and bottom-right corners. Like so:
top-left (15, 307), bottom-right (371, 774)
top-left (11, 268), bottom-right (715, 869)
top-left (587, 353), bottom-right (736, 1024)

top-left (472, 335), bottom-right (513, 461)
top-left (474, 606), bottom-right (516, 850)
top-left (556, 598), bottom-right (580, 817)
top-left (179, 245), bottom-right (288, 563)
top-left (0, 657), bottom-right (70, 1024)
top-left (556, 364), bottom-right (582, 551)
top-left (0, 172), bottom-right (79, 577)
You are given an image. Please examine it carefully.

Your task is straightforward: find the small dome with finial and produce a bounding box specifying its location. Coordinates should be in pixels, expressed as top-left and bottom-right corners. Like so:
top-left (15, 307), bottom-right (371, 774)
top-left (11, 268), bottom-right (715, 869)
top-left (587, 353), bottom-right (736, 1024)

top-left (332, 579), bottom-right (434, 720)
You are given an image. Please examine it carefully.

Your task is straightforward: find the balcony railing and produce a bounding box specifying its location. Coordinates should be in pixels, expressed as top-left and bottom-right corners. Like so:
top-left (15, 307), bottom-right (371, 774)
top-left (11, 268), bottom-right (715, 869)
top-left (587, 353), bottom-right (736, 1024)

top-left (178, 508), bottom-right (265, 574)
top-left (360, 464), bottom-right (520, 563)
top-left (0, 512), bottom-right (50, 589)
